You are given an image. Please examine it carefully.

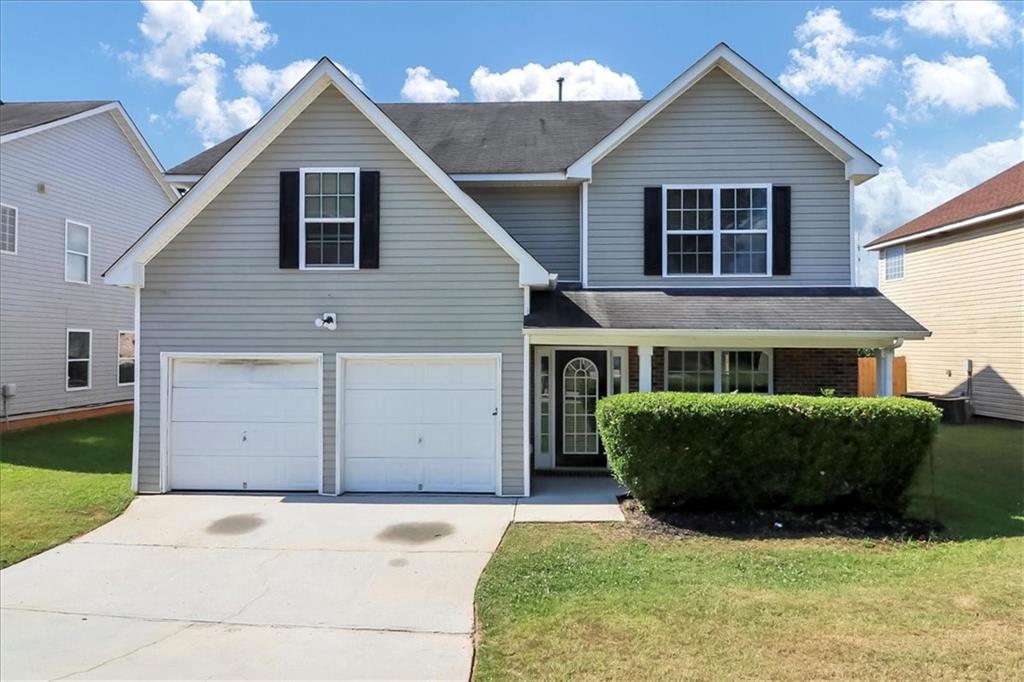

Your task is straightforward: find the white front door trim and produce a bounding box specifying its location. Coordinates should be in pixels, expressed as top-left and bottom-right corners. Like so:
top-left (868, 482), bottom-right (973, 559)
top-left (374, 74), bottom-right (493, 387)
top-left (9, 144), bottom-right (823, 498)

top-left (335, 353), bottom-right (503, 496)
top-left (159, 352), bottom-right (324, 494)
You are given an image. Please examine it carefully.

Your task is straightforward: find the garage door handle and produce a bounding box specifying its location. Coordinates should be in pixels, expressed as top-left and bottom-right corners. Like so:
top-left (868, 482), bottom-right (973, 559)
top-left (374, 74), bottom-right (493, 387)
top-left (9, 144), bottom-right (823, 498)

top-left (492, 408), bottom-right (498, 416)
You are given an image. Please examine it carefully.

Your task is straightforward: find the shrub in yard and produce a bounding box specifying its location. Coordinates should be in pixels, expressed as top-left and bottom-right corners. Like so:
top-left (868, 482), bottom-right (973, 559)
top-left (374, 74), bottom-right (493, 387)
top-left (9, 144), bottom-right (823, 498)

top-left (596, 393), bottom-right (940, 511)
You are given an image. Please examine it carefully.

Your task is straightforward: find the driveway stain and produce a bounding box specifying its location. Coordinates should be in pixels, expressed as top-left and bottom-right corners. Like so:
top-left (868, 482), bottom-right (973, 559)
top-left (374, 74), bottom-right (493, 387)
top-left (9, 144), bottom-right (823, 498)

top-left (206, 513), bottom-right (264, 535)
top-left (388, 558), bottom-right (409, 567)
top-left (377, 522), bottom-right (454, 545)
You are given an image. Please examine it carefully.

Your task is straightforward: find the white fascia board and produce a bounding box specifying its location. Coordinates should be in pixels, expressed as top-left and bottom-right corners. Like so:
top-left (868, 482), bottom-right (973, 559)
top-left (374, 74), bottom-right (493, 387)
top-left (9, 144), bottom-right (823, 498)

top-left (451, 172), bottom-right (570, 183)
top-left (525, 327), bottom-right (929, 347)
top-left (865, 203), bottom-right (1024, 251)
top-left (105, 59), bottom-right (550, 288)
top-left (566, 43), bottom-right (880, 184)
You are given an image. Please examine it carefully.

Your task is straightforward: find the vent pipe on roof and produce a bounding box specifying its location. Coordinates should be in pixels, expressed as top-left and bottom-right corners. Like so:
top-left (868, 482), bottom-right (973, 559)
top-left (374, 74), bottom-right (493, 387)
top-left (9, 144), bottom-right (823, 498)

top-left (556, 77), bottom-right (565, 102)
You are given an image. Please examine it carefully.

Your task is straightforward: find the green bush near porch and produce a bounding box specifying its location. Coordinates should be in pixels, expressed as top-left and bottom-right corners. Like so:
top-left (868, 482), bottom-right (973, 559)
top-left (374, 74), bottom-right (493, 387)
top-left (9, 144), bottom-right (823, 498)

top-left (596, 393), bottom-right (941, 511)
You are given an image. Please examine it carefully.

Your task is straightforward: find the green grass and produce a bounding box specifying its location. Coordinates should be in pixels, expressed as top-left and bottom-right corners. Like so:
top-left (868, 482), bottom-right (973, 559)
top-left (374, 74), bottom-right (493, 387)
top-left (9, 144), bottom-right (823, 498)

top-left (475, 421), bottom-right (1024, 681)
top-left (0, 414), bottom-right (134, 568)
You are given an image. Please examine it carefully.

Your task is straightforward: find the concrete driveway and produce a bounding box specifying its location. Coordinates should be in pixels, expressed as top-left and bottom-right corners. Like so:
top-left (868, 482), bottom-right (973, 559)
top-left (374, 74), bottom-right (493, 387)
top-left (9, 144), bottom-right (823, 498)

top-left (0, 493), bottom-right (518, 681)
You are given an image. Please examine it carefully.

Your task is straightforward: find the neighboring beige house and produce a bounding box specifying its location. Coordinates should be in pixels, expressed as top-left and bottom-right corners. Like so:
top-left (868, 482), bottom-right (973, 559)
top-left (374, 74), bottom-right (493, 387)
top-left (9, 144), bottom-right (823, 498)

top-left (866, 162), bottom-right (1023, 422)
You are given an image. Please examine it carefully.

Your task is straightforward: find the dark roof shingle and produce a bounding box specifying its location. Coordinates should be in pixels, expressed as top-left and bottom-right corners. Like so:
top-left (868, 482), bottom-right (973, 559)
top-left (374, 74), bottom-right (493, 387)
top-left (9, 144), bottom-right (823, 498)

top-left (867, 162), bottom-right (1024, 248)
top-left (525, 287), bottom-right (928, 335)
top-left (0, 100), bottom-right (113, 136)
top-left (167, 100), bottom-right (646, 176)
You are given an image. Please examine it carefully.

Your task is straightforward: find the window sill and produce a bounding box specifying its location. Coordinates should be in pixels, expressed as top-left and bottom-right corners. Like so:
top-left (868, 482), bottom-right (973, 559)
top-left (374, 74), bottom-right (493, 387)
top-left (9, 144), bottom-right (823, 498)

top-left (66, 386), bottom-right (92, 392)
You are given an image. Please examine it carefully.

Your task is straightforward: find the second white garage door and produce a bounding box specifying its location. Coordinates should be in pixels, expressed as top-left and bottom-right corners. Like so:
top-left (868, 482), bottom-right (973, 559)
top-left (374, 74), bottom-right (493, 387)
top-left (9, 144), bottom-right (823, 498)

top-left (339, 355), bottom-right (500, 493)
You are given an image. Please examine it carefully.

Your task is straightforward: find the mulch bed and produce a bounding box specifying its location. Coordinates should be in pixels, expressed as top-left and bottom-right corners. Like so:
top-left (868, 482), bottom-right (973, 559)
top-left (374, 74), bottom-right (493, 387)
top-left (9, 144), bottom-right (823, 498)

top-left (620, 497), bottom-right (942, 541)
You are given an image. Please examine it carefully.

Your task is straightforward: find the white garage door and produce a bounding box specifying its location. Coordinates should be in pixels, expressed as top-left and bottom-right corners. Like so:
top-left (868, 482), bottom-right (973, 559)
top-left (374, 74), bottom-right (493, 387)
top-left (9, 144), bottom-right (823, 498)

top-left (340, 355), bottom-right (499, 493)
top-left (169, 357), bottom-right (321, 491)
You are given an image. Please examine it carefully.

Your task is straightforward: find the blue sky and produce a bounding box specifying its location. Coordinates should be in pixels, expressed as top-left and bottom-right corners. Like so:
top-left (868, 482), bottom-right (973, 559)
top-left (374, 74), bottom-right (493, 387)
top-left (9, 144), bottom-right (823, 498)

top-left (2, 1), bottom-right (1022, 281)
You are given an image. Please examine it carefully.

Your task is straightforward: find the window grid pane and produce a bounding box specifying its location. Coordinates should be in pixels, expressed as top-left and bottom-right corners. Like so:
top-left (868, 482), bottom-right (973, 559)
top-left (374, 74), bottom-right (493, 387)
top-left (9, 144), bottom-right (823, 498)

top-left (666, 350), bottom-right (715, 393)
top-left (118, 332), bottom-right (136, 384)
top-left (720, 187), bottom-right (768, 275)
top-left (67, 331), bottom-right (90, 389)
top-left (305, 223), bottom-right (355, 267)
top-left (303, 171), bottom-right (357, 267)
top-left (722, 351), bottom-right (770, 394)
top-left (0, 205), bottom-right (15, 253)
top-left (885, 246), bottom-right (905, 280)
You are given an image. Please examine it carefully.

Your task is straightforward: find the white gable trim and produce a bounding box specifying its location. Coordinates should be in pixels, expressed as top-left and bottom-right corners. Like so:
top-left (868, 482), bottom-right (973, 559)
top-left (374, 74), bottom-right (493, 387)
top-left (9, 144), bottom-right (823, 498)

top-left (566, 43), bottom-right (881, 186)
top-left (104, 59), bottom-right (551, 288)
top-left (1, 102), bottom-right (178, 203)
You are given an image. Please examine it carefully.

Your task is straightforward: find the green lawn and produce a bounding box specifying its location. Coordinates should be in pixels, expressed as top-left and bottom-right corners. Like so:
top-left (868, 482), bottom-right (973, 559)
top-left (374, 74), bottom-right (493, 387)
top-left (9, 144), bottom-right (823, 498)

top-left (0, 414), bottom-right (134, 568)
top-left (475, 421), bottom-right (1024, 681)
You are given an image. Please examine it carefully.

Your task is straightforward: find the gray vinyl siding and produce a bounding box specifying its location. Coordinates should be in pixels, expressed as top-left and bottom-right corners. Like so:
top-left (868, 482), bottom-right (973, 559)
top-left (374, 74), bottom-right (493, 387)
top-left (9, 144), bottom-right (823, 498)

top-left (463, 185), bottom-right (580, 281)
top-left (588, 67), bottom-right (851, 287)
top-left (138, 87), bottom-right (525, 495)
top-left (0, 112), bottom-right (171, 417)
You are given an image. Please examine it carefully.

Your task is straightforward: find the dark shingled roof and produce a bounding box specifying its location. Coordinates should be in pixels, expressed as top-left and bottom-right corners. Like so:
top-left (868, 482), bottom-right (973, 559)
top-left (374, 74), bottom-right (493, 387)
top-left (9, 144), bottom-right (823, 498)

top-left (166, 100), bottom-right (647, 176)
top-left (866, 162), bottom-right (1024, 248)
top-left (0, 100), bottom-right (113, 136)
top-left (525, 288), bottom-right (929, 335)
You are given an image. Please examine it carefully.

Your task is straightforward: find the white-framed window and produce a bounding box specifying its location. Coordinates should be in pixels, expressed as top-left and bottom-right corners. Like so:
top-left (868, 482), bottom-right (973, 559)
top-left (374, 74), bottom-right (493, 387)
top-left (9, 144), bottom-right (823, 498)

top-left (665, 349), bottom-right (772, 394)
top-left (299, 168), bottom-right (359, 270)
top-left (65, 219), bottom-right (91, 283)
top-left (66, 329), bottom-right (92, 391)
top-left (0, 203), bottom-right (17, 254)
top-left (884, 245), bottom-right (905, 281)
top-left (117, 330), bottom-right (136, 386)
top-left (663, 184), bottom-right (771, 277)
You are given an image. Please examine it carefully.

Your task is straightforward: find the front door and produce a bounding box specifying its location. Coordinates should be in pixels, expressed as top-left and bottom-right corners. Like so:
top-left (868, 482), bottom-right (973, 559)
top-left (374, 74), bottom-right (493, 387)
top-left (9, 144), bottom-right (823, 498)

top-left (555, 350), bottom-right (607, 468)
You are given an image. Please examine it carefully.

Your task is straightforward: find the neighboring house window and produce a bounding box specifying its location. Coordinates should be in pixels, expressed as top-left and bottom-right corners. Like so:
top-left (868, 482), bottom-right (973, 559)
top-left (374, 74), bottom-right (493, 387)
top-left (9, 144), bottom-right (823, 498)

top-left (665, 349), bottom-right (772, 393)
top-left (66, 329), bottom-right (92, 391)
top-left (884, 245), bottom-right (905, 281)
top-left (300, 168), bottom-right (359, 269)
top-left (0, 203), bottom-right (16, 254)
top-left (117, 331), bottom-right (136, 386)
top-left (664, 185), bottom-right (771, 276)
top-left (65, 219), bottom-right (91, 283)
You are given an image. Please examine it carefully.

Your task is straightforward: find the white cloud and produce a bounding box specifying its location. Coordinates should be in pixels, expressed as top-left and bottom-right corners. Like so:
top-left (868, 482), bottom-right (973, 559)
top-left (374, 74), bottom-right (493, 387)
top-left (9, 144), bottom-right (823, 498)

top-left (856, 128), bottom-right (1024, 283)
top-left (237, 59), bottom-right (364, 103)
top-left (779, 8), bottom-right (892, 96)
top-left (903, 54), bottom-right (1015, 113)
top-left (132, 0), bottom-right (275, 83)
top-left (469, 59), bottom-right (641, 101)
top-left (175, 52), bottom-right (262, 147)
top-left (401, 66), bottom-right (459, 103)
top-left (873, 1), bottom-right (1018, 48)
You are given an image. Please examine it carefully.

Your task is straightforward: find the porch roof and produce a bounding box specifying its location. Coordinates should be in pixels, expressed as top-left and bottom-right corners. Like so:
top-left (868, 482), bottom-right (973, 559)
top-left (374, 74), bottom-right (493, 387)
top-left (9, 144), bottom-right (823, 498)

top-left (525, 287), bottom-right (929, 337)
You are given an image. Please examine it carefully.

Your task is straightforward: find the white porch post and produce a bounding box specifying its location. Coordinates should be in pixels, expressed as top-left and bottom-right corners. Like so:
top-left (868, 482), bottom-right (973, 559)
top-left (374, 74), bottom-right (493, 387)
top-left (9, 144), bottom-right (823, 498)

top-left (638, 344), bottom-right (654, 392)
top-left (876, 347), bottom-right (894, 397)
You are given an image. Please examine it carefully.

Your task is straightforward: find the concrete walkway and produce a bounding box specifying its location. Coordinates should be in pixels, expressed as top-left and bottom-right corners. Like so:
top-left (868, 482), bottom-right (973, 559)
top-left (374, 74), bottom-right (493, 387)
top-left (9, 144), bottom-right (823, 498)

top-left (0, 478), bottom-right (622, 680)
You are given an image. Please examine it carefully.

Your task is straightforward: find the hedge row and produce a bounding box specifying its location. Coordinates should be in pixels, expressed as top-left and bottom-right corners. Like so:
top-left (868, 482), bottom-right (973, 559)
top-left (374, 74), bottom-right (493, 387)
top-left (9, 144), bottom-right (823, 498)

top-left (595, 392), bottom-right (940, 511)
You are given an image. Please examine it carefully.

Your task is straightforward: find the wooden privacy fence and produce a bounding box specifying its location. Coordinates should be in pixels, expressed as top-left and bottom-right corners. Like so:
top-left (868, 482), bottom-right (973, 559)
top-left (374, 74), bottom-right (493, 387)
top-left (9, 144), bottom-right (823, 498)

top-left (858, 356), bottom-right (907, 397)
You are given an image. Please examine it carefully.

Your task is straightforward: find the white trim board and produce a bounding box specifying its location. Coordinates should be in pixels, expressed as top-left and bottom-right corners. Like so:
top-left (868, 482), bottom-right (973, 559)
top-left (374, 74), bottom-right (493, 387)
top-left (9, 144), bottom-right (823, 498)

top-left (526, 328), bottom-right (926, 348)
top-left (865, 203), bottom-right (1024, 251)
top-left (1, 102), bottom-right (179, 203)
top-left (566, 43), bottom-right (880, 185)
top-left (104, 58), bottom-right (551, 288)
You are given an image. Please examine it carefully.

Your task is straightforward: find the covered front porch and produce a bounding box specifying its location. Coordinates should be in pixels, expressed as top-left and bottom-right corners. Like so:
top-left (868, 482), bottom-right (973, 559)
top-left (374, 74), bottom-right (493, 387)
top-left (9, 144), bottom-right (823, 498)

top-left (524, 287), bottom-right (929, 472)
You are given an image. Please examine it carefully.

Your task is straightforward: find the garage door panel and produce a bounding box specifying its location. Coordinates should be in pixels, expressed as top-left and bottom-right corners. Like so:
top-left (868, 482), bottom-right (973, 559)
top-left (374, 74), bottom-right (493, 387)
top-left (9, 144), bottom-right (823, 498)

top-left (173, 359), bottom-right (319, 388)
top-left (340, 356), bottom-right (499, 494)
top-left (172, 387), bottom-right (320, 422)
top-left (172, 455), bottom-right (319, 491)
top-left (171, 422), bottom-right (319, 458)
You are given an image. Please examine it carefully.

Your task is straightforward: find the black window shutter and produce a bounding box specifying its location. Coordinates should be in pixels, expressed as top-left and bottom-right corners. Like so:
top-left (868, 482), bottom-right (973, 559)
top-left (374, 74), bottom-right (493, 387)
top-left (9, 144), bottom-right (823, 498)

top-left (772, 185), bottom-right (791, 276)
top-left (359, 170), bottom-right (380, 269)
top-left (643, 187), bottom-right (662, 276)
top-left (279, 171), bottom-right (299, 269)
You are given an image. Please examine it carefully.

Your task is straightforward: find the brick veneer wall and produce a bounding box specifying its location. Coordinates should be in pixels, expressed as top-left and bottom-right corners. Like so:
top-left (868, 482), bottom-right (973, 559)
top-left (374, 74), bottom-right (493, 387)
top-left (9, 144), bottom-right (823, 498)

top-left (627, 347), bottom-right (639, 392)
top-left (627, 346), bottom-right (666, 391)
top-left (773, 348), bottom-right (859, 397)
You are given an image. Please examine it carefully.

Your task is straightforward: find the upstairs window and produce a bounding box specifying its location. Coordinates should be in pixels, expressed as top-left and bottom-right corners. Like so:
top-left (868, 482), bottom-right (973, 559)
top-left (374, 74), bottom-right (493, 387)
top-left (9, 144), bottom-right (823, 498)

top-left (663, 185), bottom-right (771, 276)
top-left (300, 168), bottom-right (359, 269)
top-left (0, 204), bottom-right (16, 254)
top-left (65, 219), bottom-right (91, 283)
top-left (884, 245), bottom-right (905, 281)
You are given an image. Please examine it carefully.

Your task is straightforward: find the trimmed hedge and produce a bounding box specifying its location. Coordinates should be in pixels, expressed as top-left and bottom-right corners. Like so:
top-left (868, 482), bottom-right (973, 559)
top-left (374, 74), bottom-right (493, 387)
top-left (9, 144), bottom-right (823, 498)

top-left (596, 393), bottom-right (940, 511)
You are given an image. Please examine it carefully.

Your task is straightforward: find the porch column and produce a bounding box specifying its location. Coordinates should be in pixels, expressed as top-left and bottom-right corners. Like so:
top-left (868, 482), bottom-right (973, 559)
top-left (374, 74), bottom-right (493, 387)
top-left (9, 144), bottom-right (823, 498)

top-left (638, 344), bottom-right (654, 392)
top-left (876, 347), bottom-right (894, 397)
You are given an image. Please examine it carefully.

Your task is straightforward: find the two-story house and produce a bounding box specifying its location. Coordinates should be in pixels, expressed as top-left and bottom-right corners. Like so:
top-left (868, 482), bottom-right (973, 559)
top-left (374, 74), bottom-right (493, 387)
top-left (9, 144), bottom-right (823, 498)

top-left (104, 44), bottom-right (927, 497)
top-left (0, 101), bottom-right (177, 428)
